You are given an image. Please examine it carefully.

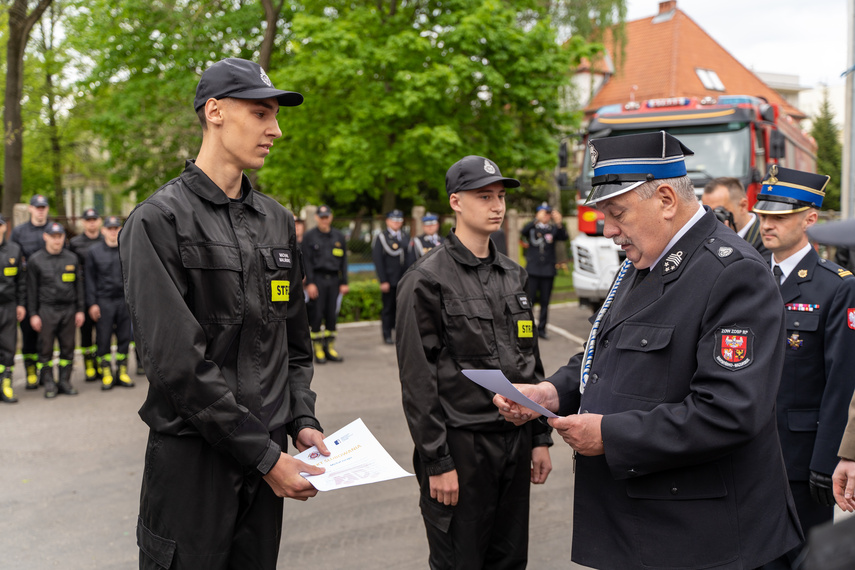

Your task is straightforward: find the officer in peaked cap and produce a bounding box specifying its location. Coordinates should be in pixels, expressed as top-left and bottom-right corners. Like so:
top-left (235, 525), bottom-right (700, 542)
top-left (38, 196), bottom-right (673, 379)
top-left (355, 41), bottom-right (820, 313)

top-left (69, 207), bottom-right (104, 382)
top-left (302, 205), bottom-right (349, 363)
top-left (27, 222), bottom-right (85, 398)
top-left (493, 131), bottom-right (802, 569)
top-left (520, 201), bottom-right (567, 339)
top-left (372, 209), bottom-right (412, 344)
top-left (411, 212), bottom-right (443, 262)
top-left (753, 165), bottom-right (855, 568)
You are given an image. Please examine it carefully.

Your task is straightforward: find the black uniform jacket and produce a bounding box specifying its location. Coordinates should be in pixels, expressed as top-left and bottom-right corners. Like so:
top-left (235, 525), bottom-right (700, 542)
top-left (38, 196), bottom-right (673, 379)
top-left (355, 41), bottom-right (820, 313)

top-left (548, 210), bottom-right (801, 570)
top-left (26, 249), bottom-right (84, 314)
top-left (10, 221), bottom-right (49, 263)
top-left (119, 161), bottom-right (320, 474)
top-left (302, 227), bottom-right (348, 285)
top-left (743, 215), bottom-right (771, 262)
top-left (396, 231), bottom-right (551, 476)
top-left (372, 229), bottom-right (410, 287)
top-left (0, 240), bottom-right (25, 306)
top-left (520, 221), bottom-right (568, 277)
top-left (776, 249), bottom-right (855, 480)
top-left (85, 242), bottom-right (124, 306)
top-left (411, 233), bottom-right (443, 261)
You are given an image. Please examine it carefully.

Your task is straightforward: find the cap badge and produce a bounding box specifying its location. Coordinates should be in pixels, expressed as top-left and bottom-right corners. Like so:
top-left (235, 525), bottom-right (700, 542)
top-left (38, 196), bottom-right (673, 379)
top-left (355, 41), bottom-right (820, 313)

top-left (483, 159), bottom-right (496, 175)
top-left (260, 70), bottom-right (272, 87)
top-left (767, 164), bottom-right (779, 186)
top-left (663, 251), bottom-right (683, 273)
top-left (589, 144), bottom-right (598, 168)
top-left (718, 246), bottom-right (733, 258)
top-left (798, 269), bottom-right (808, 278)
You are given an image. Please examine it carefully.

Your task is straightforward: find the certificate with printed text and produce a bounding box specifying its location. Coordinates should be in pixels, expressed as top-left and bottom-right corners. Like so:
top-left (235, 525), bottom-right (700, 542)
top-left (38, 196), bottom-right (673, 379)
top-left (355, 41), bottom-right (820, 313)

top-left (294, 418), bottom-right (413, 491)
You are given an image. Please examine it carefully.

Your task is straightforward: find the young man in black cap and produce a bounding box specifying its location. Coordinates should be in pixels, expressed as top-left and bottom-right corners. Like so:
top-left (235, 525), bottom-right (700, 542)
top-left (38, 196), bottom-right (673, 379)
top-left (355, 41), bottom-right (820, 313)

top-left (493, 131), bottom-right (802, 569)
top-left (520, 202), bottom-right (567, 339)
top-left (121, 57), bottom-right (327, 570)
top-left (396, 155), bottom-right (552, 569)
top-left (372, 208), bottom-right (411, 344)
top-left (11, 194), bottom-right (51, 388)
top-left (753, 165), bottom-right (855, 569)
top-left (0, 215), bottom-right (25, 403)
top-left (69, 207), bottom-right (104, 382)
top-left (27, 222), bottom-right (84, 398)
top-left (86, 216), bottom-right (135, 390)
top-left (302, 205), bottom-right (349, 363)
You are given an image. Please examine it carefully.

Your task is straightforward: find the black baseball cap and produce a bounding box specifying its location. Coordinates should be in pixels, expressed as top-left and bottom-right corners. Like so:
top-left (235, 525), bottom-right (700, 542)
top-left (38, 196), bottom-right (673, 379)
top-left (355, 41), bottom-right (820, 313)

top-left (194, 58), bottom-right (304, 112)
top-left (317, 205), bottom-right (332, 217)
top-left (45, 222), bottom-right (65, 235)
top-left (30, 195), bottom-right (49, 208)
top-left (82, 208), bottom-right (100, 220)
top-left (103, 216), bottom-right (122, 228)
top-left (445, 156), bottom-right (520, 196)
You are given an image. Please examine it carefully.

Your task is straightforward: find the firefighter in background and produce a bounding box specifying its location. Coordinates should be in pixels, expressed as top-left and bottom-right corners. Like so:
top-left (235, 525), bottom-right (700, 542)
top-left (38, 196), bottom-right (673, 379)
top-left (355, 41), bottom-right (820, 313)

top-left (11, 194), bottom-right (50, 388)
top-left (69, 207), bottom-right (105, 381)
top-left (702, 177), bottom-right (770, 262)
top-left (520, 203), bottom-right (567, 339)
top-left (372, 209), bottom-right (411, 345)
top-left (302, 205), bottom-right (349, 363)
top-left (27, 222), bottom-right (84, 398)
top-left (0, 215), bottom-right (26, 404)
top-left (86, 216), bottom-right (134, 390)
top-left (753, 166), bottom-right (855, 568)
top-left (411, 213), bottom-right (443, 261)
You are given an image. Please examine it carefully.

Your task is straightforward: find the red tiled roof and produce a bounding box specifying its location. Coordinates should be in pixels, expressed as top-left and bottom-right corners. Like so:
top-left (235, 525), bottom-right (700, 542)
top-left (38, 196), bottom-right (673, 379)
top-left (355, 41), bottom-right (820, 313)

top-left (587, 8), bottom-right (806, 119)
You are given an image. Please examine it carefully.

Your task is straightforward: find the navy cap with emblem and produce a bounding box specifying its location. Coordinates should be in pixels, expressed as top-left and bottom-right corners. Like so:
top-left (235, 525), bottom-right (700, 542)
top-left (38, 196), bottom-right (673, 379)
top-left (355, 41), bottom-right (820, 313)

top-left (753, 165), bottom-right (829, 214)
top-left (422, 213), bottom-right (439, 224)
top-left (82, 208), bottom-right (100, 220)
top-left (536, 202), bottom-right (552, 213)
top-left (194, 58), bottom-right (304, 112)
top-left (30, 194), bottom-right (49, 208)
top-left (103, 216), bottom-right (122, 228)
top-left (44, 222), bottom-right (65, 235)
top-left (317, 205), bottom-right (332, 217)
top-left (587, 131), bottom-right (694, 205)
top-left (387, 209), bottom-right (404, 222)
top-left (445, 155), bottom-right (520, 196)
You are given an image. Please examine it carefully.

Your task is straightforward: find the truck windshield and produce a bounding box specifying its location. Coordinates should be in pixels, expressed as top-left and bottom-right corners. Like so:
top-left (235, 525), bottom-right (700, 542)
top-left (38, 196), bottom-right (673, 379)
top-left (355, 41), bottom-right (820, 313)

top-left (581, 124), bottom-right (751, 190)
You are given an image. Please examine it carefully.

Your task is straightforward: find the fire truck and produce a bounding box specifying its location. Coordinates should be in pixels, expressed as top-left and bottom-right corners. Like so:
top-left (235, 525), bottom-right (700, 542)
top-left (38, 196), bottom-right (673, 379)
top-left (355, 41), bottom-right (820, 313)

top-left (571, 95), bottom-right (817, 309)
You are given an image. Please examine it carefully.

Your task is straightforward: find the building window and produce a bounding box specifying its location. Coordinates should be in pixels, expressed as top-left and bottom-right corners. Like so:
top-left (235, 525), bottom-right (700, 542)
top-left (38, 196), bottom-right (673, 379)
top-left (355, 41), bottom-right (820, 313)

top-left (696, 68), bottom-right (725, 91)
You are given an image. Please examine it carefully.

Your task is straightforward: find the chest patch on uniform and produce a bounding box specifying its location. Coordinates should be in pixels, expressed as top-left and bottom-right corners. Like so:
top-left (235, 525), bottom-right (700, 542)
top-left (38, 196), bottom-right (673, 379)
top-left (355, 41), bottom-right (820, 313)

top-left (518, 320), bottom-right (534, 338)
top-left (271, 280), bottom-right (289, 302)
top-left (517, 294), bottom-right (531, 310)
top-left (4, 267), bottom-right (17, 277)
top-left (332, 247), bottom-right (344, 257)
top-left (62, 273), bottom-right (76, 282)
top-left (714, 327), bottom-right (753, 370)
top-left (272, 249), bottom-right (292, 269)
top-left (849, 308), bottom-right (855, 330)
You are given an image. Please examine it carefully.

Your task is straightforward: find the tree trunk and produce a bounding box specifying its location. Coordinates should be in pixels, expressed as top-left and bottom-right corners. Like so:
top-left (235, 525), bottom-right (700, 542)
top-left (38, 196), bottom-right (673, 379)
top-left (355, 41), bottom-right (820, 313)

top-left (46, 70), bottom-right (65, 217)
top-left (3, 0), bottom-right (53, 222)
top-left (259, 0), bottom-right (284, 71)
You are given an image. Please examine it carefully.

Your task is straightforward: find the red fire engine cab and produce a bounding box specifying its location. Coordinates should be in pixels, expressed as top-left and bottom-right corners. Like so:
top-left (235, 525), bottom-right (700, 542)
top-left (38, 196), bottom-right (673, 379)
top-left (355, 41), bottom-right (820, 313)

top-left (571, 95), bottom-right (817, 309)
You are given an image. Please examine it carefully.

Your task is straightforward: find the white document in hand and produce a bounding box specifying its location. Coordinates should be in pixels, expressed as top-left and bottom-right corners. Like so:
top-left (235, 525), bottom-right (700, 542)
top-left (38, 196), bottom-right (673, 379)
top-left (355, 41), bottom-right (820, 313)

top-left (462, 369), bottom-right (560, 418)
top-left (294, 418), bottom-right (413, 491)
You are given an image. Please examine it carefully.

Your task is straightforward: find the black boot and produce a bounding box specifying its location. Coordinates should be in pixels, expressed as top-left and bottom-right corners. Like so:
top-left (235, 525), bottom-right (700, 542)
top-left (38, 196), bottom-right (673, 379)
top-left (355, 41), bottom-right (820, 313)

top-left (25, 360), bottom-right (38, 390)
top-left (57, 364), bottom-right (78, 396)
top-left (324, 333), bottom-right (344, 362)
top-left (83, 351), bottom-right (100, 382)
top-left (41, 366), bottom-right (58, 399)
top-left (1, 368), bottom-right (17, 404)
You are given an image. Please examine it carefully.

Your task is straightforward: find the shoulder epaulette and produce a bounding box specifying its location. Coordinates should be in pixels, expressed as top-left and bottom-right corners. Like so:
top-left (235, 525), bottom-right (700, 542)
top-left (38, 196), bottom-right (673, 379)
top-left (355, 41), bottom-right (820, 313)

top-left (817, 257), bottom-right (854, 279)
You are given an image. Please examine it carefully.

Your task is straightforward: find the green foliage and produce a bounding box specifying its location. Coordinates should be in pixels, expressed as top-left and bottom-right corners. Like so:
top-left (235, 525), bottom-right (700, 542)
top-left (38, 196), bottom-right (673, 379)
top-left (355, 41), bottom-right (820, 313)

top-left (810, 89), bottom-right (842, 211)
top-left (338, 279), bottom-right (382, 323)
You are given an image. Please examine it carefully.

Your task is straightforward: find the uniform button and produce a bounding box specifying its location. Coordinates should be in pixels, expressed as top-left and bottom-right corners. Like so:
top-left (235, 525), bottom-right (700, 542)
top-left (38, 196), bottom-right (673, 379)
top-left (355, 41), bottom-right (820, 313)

top-left (591, 374), bottom-right (599, 384)
top-left (670, 486), bottom-right (678, 495)
top-left (794, 321), bottom-right (799, 327)
top-left (640, 339), bottom-right (648, 347)
top-left (581, 409), bottom-right (589, 414)
top-left (627, 468), bottom-right (638, 476)
top-left (603, 339), bottom-right (610, 348)
top-left (708, 238), bottom-right (715, 244)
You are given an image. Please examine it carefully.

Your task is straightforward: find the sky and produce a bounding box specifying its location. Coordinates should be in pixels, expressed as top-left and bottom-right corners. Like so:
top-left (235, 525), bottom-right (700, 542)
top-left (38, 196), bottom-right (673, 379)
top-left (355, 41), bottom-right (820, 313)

top-left (625, 0), bottom-right (851, 88)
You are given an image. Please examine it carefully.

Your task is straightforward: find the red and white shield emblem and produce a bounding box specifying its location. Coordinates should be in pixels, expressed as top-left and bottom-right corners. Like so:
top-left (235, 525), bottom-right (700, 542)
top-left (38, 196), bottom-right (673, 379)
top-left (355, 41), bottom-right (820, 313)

top-left (721, 335), bottom-right (747, 363)
top-left (714, 327), bottom-right (754, 370)
top-left (849, 308), bottom-right (855, 330)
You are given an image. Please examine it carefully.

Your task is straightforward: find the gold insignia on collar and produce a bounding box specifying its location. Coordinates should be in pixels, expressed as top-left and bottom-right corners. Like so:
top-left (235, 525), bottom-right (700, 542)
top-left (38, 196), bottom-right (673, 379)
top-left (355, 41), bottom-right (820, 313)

top-left (8, 258), bottom-right (14, 264)
top-left (65, 265), bottom-right (75, 271)
top-left (798, 269), bottom-right (807, 278)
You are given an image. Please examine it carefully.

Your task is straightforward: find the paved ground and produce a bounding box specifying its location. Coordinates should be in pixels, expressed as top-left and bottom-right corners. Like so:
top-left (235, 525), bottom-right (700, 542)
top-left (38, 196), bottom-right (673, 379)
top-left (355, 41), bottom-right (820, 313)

top-left (0, 303), bottom-right (596, 569)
